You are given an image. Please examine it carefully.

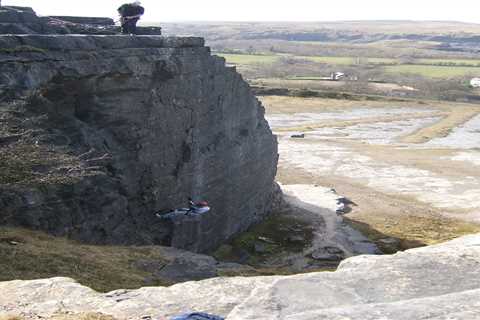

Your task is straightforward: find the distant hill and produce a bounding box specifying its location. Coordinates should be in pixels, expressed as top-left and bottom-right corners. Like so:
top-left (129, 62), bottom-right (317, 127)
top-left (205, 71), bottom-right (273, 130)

top-left (158, 20), bottom-right (480, 40)
top-left (154, 21), bottom-right (480, 56)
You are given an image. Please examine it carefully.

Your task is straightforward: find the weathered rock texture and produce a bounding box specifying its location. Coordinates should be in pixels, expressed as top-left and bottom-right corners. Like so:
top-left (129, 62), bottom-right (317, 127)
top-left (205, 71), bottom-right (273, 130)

top-left (0, 35), bottom-right (278, 252)
top-left (1, 234), bottom-right (480, 319)
top-left (0, 6), bottom-right (162, 35)
top-left (132, 245), bottom-right (255, 285)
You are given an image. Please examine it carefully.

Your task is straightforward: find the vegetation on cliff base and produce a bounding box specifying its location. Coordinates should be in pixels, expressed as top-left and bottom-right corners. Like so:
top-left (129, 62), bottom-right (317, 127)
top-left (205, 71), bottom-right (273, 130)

top-left (214, 212), bottom-right (315, 267)
top-left (345, 215), bottom-right (480, 254)
top-left (0, 227), bottom-right (170, 292)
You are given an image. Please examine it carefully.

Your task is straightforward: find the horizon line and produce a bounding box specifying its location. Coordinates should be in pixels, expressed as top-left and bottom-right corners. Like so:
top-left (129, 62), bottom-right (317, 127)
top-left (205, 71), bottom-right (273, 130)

top-left (143, 19), bottom-right (480, 25)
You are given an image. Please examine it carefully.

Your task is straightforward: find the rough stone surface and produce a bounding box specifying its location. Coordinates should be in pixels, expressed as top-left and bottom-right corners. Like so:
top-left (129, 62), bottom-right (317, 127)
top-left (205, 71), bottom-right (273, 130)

top-left (311, 246), bottom-right (344, 261)
top-left (0, 34), bottom-right (279, 252)
top-left (48, 16), bottom-right (115, 26)
top-left (138, 247), bottom-right (219, 283)
top-left (0, 6), bottom-right (162, 35)
top-left (133, 246), bottom-right (253, 284)
top-left (1, 234), bottom-right (480, 319)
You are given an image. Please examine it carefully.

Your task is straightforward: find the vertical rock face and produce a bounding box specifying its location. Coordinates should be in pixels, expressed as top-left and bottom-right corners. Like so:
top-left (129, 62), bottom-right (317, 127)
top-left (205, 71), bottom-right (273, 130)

top-left (0, 35), bottom-right (278, 252)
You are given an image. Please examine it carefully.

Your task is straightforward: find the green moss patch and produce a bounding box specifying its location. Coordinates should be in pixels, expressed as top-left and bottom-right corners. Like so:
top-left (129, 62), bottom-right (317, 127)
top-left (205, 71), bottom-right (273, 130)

top-left (0, 45), bottom-right (46, 54)
top-left (214, 213), bottom-right (314, 265)
top-left (344, 215), bottom-right (480, 254)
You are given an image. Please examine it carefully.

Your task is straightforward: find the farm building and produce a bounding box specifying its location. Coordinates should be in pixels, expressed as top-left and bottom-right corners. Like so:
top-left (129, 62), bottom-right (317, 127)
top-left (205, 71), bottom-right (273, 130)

top-left (470, 78), bottom-right (480, 88)
top-left (331, 72), bottom-right (346, 81)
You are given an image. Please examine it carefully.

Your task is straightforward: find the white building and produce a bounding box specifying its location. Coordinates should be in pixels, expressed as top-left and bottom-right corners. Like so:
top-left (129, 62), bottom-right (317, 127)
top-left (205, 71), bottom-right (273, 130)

top-left (470, 78), bottom-right (480, 88)
top-left (330, 72), bottom-right (345, 81)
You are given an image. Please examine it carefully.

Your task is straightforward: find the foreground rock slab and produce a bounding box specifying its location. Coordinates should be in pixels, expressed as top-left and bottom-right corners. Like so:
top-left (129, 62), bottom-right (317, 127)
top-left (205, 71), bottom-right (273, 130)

top-left (1, 234), bottom-right (480, 319)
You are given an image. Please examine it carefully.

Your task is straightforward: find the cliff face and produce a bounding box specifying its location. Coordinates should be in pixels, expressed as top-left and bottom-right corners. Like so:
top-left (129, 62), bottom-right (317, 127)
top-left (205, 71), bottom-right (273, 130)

top-left (2, 234), bottom-right (480, 319)
top-left (0, 35), bottom-right (278, 252)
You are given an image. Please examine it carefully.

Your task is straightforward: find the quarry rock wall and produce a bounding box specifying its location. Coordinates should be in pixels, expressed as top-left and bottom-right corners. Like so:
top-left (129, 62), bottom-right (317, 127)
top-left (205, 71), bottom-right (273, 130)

top-left (0, 35), bottom-right (279, 252)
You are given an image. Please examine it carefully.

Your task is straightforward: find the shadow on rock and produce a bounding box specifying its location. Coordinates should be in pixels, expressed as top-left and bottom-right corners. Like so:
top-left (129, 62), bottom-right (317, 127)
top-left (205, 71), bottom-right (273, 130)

top-left (343, 217), bottom-right (427, 254)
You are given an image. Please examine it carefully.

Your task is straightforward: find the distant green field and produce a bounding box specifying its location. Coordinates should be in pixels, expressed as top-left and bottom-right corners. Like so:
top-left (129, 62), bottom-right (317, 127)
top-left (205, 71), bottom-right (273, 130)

top-left (286, 76), bottom-right (330, 80)
top-left (301, 56), bottom-right (397, 65)
top-left (417, 58), bottom-right (480, 67)
top-left (299, 56), bottom-right (355, 65)
top-left (300, 56), bottom-right (480, 67)
top-left (218, 53), bottom-right (398, 66)
top-left (217, 53), bottom-right (480, 79)
top-left (218, 53), bottom-right (480, 70)
top-left (385, 65), bottom-right (480, 78)
top-left (368, 57), bottom-right (399, 64)
top-left (216, 53), bottom-right (279, 65)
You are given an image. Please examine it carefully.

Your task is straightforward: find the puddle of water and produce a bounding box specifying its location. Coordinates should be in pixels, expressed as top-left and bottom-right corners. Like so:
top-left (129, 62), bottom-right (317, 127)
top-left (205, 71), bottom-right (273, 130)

top-left (426, 114), bottom-right (480, 149)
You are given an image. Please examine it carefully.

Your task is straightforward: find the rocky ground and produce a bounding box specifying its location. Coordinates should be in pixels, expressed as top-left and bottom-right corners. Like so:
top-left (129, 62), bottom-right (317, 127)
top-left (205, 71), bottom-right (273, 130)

top-left (212, 184), bottom-right (380, 274)
top-left (1, 234), bottom-right (480, 319)
top-left (0, 226), bottom-right (260, 292)
top-left (262, 95), bottom-right (480, 251)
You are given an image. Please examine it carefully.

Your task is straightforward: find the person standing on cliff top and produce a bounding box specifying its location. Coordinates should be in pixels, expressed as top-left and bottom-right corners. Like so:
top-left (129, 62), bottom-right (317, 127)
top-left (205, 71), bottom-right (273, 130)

top-left (117, 1), bottom-right (145, 35)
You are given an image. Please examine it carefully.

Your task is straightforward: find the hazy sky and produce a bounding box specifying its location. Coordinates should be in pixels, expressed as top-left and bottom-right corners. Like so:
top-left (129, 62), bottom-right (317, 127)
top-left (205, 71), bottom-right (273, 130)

top-left (4, 0), bottom-right (480, 23)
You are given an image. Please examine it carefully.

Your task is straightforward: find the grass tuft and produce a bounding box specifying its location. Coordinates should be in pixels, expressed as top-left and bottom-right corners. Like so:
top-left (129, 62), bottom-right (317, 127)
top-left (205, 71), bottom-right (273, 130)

top-left (0, 227), bottom-right (170, 292)
top-left (0, 143), bottom-right (81, 186)
top-left (0, 45), bottom-right (46, 54)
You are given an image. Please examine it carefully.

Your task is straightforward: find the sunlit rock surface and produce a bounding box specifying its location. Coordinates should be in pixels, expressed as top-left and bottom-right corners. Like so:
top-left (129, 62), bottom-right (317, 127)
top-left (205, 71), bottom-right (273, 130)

top-left (0, 6), bottom-right (162, 35)
top-left (1, 234), bottom-right (480, 319)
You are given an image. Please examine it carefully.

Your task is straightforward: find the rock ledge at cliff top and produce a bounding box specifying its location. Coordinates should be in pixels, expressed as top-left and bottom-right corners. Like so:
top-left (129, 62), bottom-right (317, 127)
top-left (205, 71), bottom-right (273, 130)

top-left (0, 6), bottom-right (162, 35)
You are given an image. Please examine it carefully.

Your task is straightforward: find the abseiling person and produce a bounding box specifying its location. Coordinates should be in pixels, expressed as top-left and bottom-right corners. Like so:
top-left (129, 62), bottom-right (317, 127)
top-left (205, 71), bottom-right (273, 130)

top-left (117, 1), bottom-right (145, 35)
